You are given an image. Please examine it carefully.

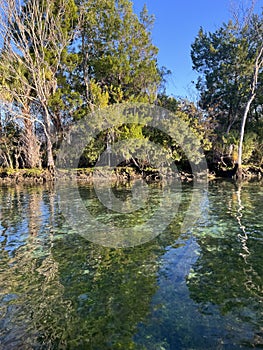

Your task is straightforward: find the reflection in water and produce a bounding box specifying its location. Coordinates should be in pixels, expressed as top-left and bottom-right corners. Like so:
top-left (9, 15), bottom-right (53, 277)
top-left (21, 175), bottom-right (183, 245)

top-left (0, 181), bottom-right (262, 349)
top-left (236, 183), bottom-right (250, 258)
top-left (0, 185), bottom-right (65, 349)
top-left (186, 181), bottom-right (263, 348)
top-left (235, 183), bottom-right (263, 346)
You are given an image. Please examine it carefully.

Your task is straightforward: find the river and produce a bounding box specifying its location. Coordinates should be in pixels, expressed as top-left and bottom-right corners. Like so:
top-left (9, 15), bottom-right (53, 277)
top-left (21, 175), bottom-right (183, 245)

top-left (0, 180), bottom-right (262, 349)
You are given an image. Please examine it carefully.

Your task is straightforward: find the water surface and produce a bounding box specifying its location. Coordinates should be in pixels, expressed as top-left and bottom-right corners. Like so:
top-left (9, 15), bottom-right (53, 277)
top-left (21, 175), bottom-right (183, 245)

top-left (0, 180), bottom-right (262, 349)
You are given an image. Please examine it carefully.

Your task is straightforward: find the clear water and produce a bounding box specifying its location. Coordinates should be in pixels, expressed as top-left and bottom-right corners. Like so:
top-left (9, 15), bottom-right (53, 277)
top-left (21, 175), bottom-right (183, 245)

top-left (0, 180), bottom-right (262, 349)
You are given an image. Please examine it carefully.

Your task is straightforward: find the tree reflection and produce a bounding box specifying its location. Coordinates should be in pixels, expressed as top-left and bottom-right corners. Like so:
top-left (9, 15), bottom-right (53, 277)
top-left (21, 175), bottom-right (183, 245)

top-left (50, 237), bottom-right (163, 349)
top-left (0, 183), bottom-right (186, 349)
top-left (2, 181), bottom-right (262, 348)
top-left (0, 184), bottom-right (68, 349)
top-left (187, 180), bottom-right (263, 347)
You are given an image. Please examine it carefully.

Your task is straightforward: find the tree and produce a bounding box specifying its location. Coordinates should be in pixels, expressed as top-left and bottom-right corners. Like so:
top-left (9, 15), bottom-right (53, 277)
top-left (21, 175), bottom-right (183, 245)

top-left (68, 0), bottom-right (162, 168)
top-left (0, 0), bottom-right (78, 169)
top-left (75, 0), bottom-right (161, 109)
top-left (0, 60), bottom-right (41, 168)
top-left (0, 0), bottom-right (165, 170)
top-left (191, 22), bottom-right (249, 135)
top-left (235, 10), bottom-right (263, 177)
top-left (191, 7), bottom-right (263, 173)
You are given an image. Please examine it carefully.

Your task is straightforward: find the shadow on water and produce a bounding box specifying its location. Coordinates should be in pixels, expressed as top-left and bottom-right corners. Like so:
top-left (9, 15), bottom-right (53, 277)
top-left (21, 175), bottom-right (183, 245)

top-left (0, 180), bottom-right (262, 349)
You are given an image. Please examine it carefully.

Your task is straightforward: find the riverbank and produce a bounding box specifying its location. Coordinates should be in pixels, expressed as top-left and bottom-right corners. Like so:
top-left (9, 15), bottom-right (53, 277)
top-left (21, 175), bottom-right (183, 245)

top-left (0, 167), bottom-right (185, 184)
top-left (0, 165), bottom-right (262, 184)
top-left (0, 168), bottom-right (54, 184)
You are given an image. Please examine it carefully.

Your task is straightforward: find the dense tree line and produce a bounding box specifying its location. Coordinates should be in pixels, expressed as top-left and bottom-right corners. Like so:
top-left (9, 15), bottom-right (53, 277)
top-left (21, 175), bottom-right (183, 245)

top-left (0, 0), bottom-right (262, 176)
top-left (0, 0), bottom-right (162, 170)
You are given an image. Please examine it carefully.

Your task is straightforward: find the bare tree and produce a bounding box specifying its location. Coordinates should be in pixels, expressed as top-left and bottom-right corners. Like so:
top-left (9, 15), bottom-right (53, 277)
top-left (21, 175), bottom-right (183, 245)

top-left (230, 0), bottom-right (263, 178)
top-left (0, 0), bottom-right (77, 170)
top-left (237, 45), bottom-right (263, 178)
top-left (230, 0), bottom-right (256, 30)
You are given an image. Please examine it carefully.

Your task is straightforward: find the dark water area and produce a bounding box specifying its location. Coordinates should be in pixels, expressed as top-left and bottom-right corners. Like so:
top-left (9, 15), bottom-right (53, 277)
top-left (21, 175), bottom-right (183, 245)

top-left (0, 180), bottom-right (262, 349)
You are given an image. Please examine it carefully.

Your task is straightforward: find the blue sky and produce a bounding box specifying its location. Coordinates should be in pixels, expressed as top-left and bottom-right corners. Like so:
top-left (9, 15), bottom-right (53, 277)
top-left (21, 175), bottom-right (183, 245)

top-left (132, 0), bottom-right (263, 100)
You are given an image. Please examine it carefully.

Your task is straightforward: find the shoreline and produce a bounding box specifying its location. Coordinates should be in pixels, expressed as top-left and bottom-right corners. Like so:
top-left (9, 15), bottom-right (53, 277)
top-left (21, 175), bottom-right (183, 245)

top-left (0, 165), bottom-right (262, 185)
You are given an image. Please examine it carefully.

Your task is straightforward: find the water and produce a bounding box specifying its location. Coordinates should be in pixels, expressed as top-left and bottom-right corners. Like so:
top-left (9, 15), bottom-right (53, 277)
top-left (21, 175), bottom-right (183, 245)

top-left (0, 180), bottom-right (262, 349)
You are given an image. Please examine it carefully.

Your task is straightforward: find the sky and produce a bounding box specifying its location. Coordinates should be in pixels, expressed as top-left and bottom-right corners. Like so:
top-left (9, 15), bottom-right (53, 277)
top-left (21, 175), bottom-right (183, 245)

top-left (132, 0), bottom-right (263, 100)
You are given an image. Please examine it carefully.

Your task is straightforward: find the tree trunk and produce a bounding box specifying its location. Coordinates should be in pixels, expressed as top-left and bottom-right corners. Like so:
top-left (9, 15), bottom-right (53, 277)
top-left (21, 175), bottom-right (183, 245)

top-left (46, 137), bottom-right (55, 170)
top-left (237, 93), bottom-right (255, 179)
top-left (237, 46), bottom-right (263, 179)
top-left (23, 116), bottom-right (41, 169)
top-left (43, 105), bottom-right (55, 171)
top-left (5, 143), bottom-right (13, 169)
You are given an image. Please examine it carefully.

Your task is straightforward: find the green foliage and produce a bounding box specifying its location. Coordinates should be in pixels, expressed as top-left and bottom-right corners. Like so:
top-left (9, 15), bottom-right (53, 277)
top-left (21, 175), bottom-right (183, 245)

top-left (1, 0), bottom-right (261, 171)
top-left (76, 0), bottom-right (161, 106)
top-left (191, 12), bottom-right (263, 168)
top-left (192, 22), bottom-right (252, 132)
top-left (242, 132), bottom-right (257, 163)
